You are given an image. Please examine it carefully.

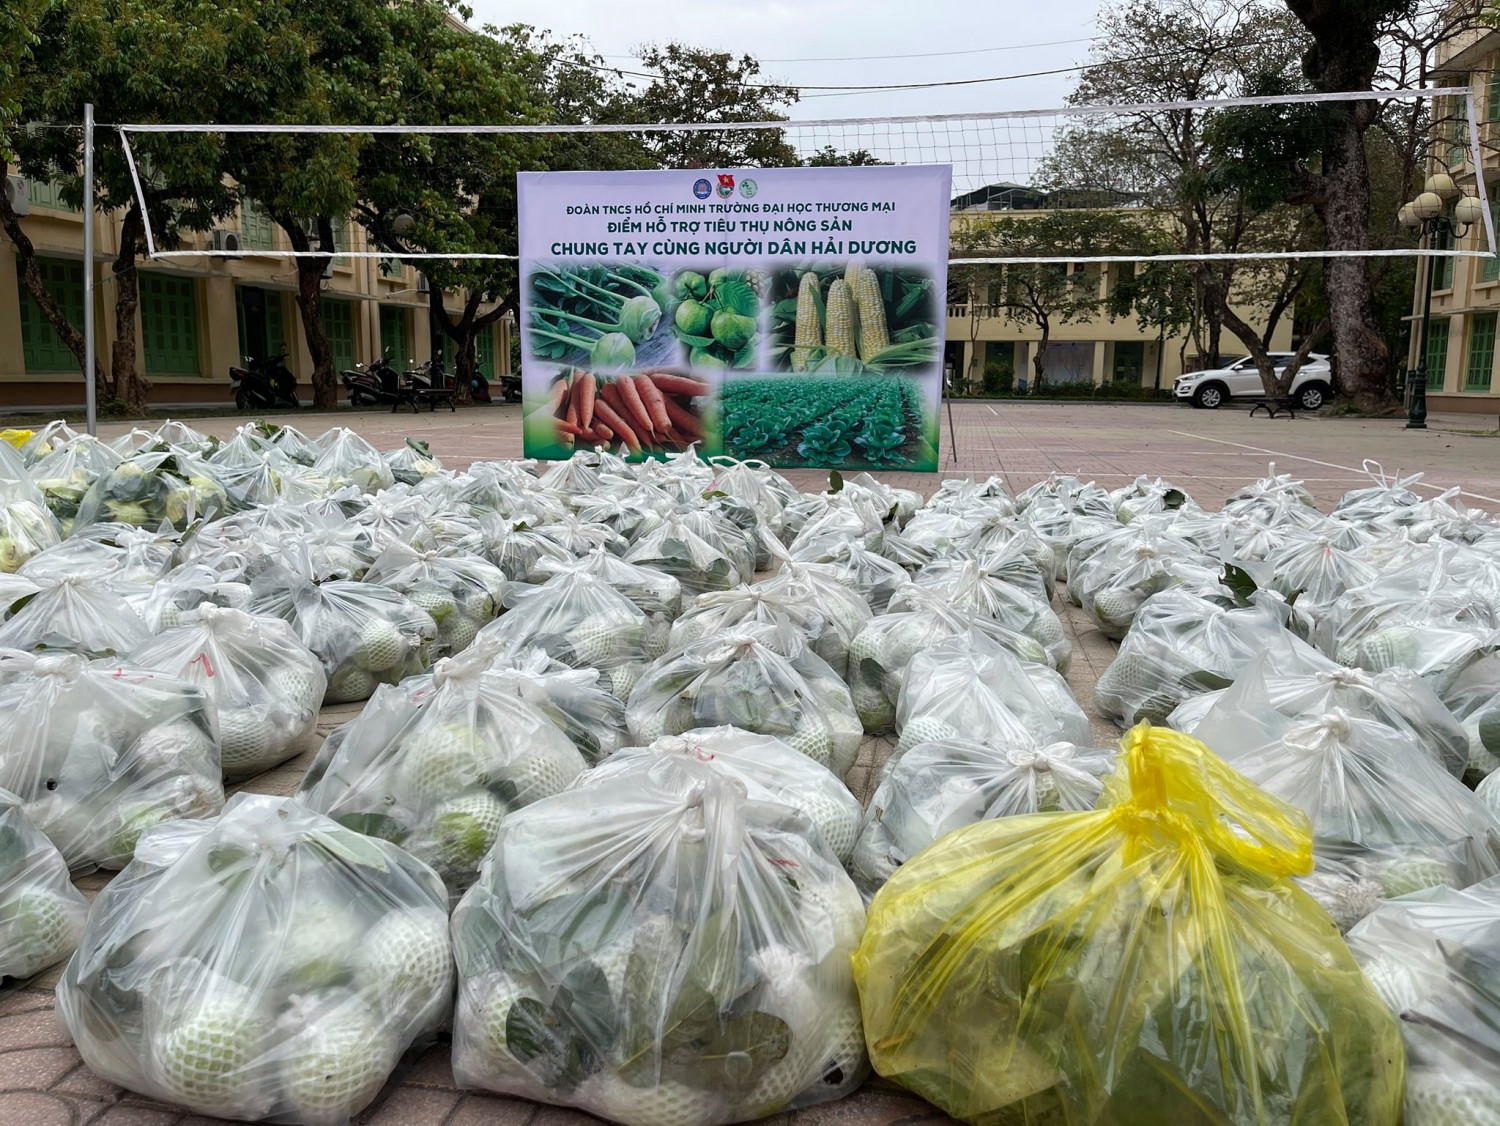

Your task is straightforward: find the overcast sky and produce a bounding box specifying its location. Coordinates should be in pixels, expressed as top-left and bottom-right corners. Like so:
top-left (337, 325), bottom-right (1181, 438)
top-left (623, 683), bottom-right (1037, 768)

top-left (467, 0), bottom-right (1106, 122)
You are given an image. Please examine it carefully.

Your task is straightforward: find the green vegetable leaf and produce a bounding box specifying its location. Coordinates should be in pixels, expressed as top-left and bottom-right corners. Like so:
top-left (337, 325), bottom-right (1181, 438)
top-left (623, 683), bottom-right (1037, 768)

top-left (715, 278), bottom-right (759, 319)
top-left (332, 813), bottom-right (409, 844)
top-left (828, 469), bottom-right (844, 493)
top-left (307, 827), bottom-right (389, 871)
top-left (1221, 563), bottom-right (1259, 608)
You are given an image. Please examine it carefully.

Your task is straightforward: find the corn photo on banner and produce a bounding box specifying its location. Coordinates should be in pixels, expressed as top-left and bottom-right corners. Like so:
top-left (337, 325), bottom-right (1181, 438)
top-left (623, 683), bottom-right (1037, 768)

top-left (517, 165), bottom-right (951, 470)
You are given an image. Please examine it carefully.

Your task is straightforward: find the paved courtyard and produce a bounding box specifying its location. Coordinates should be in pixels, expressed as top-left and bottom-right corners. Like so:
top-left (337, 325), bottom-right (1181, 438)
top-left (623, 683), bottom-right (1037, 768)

top-left (0, 400), bottom-right (1492, 1124)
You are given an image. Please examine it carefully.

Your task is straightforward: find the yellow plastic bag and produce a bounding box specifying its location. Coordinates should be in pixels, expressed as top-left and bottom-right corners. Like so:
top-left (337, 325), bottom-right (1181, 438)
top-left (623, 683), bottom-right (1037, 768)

top-left (0, 429), bottom-right (34, 452)
top-left (853, 724), bottom-right (1404, 1126)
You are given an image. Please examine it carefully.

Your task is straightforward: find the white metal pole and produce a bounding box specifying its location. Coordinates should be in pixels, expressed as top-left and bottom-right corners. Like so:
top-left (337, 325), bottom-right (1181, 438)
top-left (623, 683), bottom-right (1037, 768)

top-left (82, 103), bottom-right (97, 435)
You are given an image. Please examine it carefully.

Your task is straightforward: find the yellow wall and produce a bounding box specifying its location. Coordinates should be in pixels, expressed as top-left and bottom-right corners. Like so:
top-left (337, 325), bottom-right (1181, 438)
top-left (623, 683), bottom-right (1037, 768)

top-left (0, 190), bottom-right (511, 409)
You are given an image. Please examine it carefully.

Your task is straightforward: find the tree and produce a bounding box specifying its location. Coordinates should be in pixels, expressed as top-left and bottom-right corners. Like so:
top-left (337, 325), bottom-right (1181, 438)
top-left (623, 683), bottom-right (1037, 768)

top-left (627, 45), bottom-right (799, 168)
top-left (953, 209), bottom-right (1156, 385)
top-left (2, 0), bottom-right (275, 413)
top-left (805, 146), bottom-right (886, 167)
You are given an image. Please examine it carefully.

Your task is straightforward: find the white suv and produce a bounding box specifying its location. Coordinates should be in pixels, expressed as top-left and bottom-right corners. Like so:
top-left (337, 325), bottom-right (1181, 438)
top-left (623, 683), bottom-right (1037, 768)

top-left (1174, 353), bottom-right (1333, 410)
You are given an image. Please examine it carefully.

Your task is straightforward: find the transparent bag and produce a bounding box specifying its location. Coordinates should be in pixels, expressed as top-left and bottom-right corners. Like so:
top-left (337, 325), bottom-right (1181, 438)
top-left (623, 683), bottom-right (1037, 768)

top-left (483, 645), bottom-right (629, 764)
top-left (627, 623), bottom-right (863, 778)
top-left (1347, 878), bottom-right (1500, 1126)
top-left (1331, 460), bottom-right (1424, 527)
top-left (789, 540), bottom-right (909, 614)
top-left (1110, 474), bottom-right (1195, 523)
top-left (624, 511), bottom-right (755, 596)
top-left (905, 557), bottom-right (1068, 669)
top-left (0, 571), bottom-right (151, 658)
top-left (851, 735), bottom-right (1113, 897)
top-left (364, 541), bottom-right (508, 661)
top-left (581, 726), bottom-right (863, 865)
top-left (249, 561), bottom-right (437, 704)
top-left (895, 627), bottom-right (1090, 750)
top-left (129, 605), bottom-right (326, 780)
top-left (57, 793), bottom-right (453, 1124)
top-left (385, 437), bottom-right (444, 485)
top-left (477, 571), bottom-right (649, 701)
top-left (1203, 704), bottom-right (1500, 930)
top-left (298, 645), bottom-right (585, 898)
top-left (0, 650), bottom-right (223, 872)
top-left (1069, 524), bottom-right (1217, 638)
top-left (1094, 589), bottom-right (1317, 727)
top-left (853, 724), bottom-right (1405, 1126)
top-left (450, 753), bottom-right (868, 1125)
top-left (135, 564), bottom-right (255, 632)
top-left (74, 448), bottom-right (229, 530)
top-left (27, 433), bottom-right (120, 532)
top-left (0, 786), bottom-right (89, 979)
top-left (1172, 652), bottom-right (1471, 780)
top-left (846, 588), bottom-right (1057, 732)
top-left (669, 574), bottom-right (871, 676)
top-left (478, 515), bottom-right (576, 583)
top-left (311, 427), bottom-right (396, 494)
top-left (534, 547), bottom-right (683, 660)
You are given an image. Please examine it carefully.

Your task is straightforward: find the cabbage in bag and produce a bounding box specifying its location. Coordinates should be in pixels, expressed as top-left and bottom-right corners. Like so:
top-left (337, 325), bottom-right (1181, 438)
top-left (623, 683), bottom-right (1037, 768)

top-left (627, 623), bottom-right (863, 777)
top-left (0, 651), bottom-right (223, 872)
top-left (129, 606), bottom-right (326, 779)
top-left (450, 753), bottom-right (868, 1126)
top-left (57, 793), bottom-right (453, 1124)
top-left (364, 542), bottom-right (508, 661)
top-left (0, 786), bottom-right (88, 979)
top-left (854, 724), bottom-right (1404, 1126)
top-left (298, 646), bottom-right (585, 897)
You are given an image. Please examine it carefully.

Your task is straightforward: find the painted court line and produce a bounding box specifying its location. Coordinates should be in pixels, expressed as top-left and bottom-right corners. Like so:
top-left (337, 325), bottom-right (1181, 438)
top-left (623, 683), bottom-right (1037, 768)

top-left (1167, 430), bottom-right (1500, 506)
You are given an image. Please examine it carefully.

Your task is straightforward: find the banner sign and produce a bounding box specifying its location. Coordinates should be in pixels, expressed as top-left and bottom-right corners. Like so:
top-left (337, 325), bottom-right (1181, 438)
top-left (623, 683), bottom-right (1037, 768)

top-left (518, 164), bottom-right (951, 470)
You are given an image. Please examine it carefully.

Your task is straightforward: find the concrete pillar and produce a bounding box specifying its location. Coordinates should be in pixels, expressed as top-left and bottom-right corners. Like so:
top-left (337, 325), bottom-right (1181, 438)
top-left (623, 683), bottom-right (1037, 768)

top-left (0, 243), bottom-right (24, 380)
top-left (1091, 341), bottom-right (1106, 386)
top-left (202, 275), bottom-right (239, 384)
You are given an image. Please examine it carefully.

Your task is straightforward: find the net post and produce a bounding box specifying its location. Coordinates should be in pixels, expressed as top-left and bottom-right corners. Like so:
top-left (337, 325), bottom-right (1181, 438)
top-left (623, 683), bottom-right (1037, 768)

top-left (82, 103), bottom-right (96, 436)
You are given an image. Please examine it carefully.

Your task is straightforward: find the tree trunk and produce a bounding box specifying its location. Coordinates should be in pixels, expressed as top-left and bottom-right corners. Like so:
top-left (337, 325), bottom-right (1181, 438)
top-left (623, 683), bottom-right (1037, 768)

top-left (1320, 103), bottom-right (1393, 411)
top-left (111, 203), bottom-right (150, 416)
top-left (1032, 331), bottom-right (1049, 387)
top-left (0, 159), bottom-right (112, 404)
top-left (284, 217), bottom-right (337, 410)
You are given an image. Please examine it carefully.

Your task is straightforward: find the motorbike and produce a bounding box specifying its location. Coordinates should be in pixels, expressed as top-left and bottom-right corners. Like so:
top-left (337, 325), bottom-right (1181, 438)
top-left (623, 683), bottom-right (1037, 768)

top-left (341, 351), bottom-right (406, 407)
top-left (229, 353), bottom-right (299, 410)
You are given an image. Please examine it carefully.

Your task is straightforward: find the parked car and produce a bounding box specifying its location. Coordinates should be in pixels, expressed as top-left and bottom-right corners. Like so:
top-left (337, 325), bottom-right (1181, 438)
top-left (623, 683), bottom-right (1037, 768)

top-left (1174, 353), bottom-right (1333, 410)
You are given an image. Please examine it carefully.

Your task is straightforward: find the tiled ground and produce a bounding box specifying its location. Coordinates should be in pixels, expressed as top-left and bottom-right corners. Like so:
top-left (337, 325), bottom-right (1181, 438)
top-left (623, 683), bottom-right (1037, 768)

top-left (4, 400), bottom-right (1497, 1123)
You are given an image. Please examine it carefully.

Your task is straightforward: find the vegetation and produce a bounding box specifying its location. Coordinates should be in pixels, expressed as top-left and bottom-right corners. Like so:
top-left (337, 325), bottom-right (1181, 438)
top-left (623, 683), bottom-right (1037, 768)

top-left (721, 376), bottom-right (935, 469)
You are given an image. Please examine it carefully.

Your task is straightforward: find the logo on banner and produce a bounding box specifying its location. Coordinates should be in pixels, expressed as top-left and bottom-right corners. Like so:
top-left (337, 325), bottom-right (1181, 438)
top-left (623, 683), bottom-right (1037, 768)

top-left (692, 178), bottom-right (712, 199)
top-left (716, 174), bottom-right (736, 198)
top-left (739, 178), bottom-right (758, 199)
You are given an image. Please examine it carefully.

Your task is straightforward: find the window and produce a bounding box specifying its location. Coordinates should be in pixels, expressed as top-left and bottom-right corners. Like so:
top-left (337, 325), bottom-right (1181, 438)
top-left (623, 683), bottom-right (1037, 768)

top-left (241, 201), bottom-right (275, 251)
top-left (140, 273), bottom-right (201, 376)
top-left (1434, 225), bottom-right (1455, 291)
top-left (235, 286), bottom-right (286, 361)
top-left (1490, 73), bottom-right (1500, 123)
top-left (1483, 250), bottom-right (1500, 284)
top-left (26, 176), bottom-right (75, 212)
top-left (1466, 312), bottom-right (1496, 391)
top-left (1111, 341), bottom-right (1145, 384)
top-left (1450, 84), bottom-right (1470, 167)
top-left (333, 218), bottom-right (349, 266)
top-left (380, 306), bottom-right (411, 364)
top-left (16, 257), bottom-right (85, 373)
top-left (1424, 317), bottom-right (1450, 389)
top-left (322, 298), bottom-right (355, 373)
top-left (477, 328), bottom-right (496, 380)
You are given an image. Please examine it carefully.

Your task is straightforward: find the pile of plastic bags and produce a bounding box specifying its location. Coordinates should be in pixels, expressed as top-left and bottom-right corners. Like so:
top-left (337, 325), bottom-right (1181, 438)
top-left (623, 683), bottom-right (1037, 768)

top-left (0, 787), bottom-right (88, 979)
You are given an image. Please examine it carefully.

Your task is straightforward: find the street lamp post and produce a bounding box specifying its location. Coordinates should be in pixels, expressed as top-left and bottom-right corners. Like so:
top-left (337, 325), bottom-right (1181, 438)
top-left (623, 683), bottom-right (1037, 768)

top-left (1400, 174), bottom-right (1484, 430)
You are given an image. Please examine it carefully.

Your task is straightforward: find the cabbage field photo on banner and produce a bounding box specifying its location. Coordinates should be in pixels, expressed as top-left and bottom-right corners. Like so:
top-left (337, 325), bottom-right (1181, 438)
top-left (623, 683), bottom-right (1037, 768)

top-left (517, 165), bottom-right (951, 470)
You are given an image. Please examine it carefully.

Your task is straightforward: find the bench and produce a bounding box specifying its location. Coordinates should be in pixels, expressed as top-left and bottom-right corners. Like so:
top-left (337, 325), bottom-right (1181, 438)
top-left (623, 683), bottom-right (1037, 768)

top-left (1248, 397), bottom-right (1298, 419)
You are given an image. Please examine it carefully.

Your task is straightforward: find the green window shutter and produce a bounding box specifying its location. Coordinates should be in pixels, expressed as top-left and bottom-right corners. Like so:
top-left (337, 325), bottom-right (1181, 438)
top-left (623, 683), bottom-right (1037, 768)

top-left (333, 218), bottom-right (349, 266)
top-left (321, 298), bottom-right (355, 373)
top-left (26, 176), bottom-right (74, 211)
top-left (1425, 317), bottom-right (1450, 389)
top-left (241, 201), bottom-right (275, 251)
top-left (1434, 226), bottom-right (1455, 291)
top-left (1484, 252), bottom-right (1500, 284)
top-left (380, 306), bottom-right (410, 364)
top-left (1466, 312), bottom-right (1496, 390)
top-left (1489, 74), bottom-right (1500, 122)
top-left (141, 274), bottom-right (201, 376)
top-left (17, 257), bottom-right (86, 373)
top-left (1451, 86), bottom-right (1469, 167)
top-left (477, 328), bottom-right (496, 380)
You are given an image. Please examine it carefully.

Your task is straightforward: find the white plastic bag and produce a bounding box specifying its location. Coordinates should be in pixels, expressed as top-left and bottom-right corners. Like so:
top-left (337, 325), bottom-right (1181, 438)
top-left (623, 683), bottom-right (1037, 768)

top-left (627, 623), bottom-right (863, 777)
top-left (0, 650), bottom-right (223, 872)
top-left (0, 787), bottom-right (88, 979)
top-left (851, 736), bottom-right (1113, 897)
top-left (580, 726), bottom-right (863, 865)
top-left (298, 645), bottom-right (585, 897)
top-left (484, 645), bottom-right (628, 764)
top-left (363, 542), bottom-right (508, 661)
top-left (129, 606), bottom-right (326, 779)
top-left (0, 572), bottom-right (151, 657)
top-left (450, 753), bottom-right (868, 1125)
top-left (57, 793), bottom-right (453, 1124)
